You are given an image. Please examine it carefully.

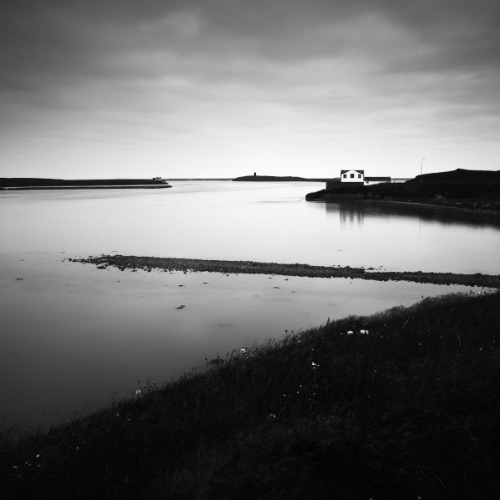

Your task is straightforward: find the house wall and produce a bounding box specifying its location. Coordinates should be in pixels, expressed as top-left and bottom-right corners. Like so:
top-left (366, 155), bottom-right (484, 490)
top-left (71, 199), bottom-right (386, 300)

top-left (340, 170), bottom-right (364, 183)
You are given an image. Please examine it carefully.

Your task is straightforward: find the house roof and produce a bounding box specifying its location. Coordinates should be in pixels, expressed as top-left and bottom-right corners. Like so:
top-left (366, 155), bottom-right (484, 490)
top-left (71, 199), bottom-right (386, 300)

top-left (340, 169), bottom-right (364, 174)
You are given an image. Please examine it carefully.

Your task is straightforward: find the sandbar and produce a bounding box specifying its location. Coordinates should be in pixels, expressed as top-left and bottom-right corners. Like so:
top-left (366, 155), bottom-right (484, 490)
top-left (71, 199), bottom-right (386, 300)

top-left (70, 254), bottom-right (500, 288)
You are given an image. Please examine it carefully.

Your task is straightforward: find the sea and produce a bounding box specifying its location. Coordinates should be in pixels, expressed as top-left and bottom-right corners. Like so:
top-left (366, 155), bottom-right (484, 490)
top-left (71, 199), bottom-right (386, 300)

top-left (1, 181), bottom-right (499, 429)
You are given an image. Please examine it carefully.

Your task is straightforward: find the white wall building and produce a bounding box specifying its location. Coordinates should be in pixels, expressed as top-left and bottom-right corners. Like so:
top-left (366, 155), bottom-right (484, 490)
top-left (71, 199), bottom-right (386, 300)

top-left (340, 169), bottom-right (365, 183)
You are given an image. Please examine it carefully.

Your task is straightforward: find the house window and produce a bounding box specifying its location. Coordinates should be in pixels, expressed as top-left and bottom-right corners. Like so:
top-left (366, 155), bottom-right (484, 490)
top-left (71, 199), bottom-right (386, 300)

top-left (358, 174), bottom-right (361, 178)
top-left (343, 174), bottom-right (346, 178)
top-left (350, 173), bottom-right (354, 178)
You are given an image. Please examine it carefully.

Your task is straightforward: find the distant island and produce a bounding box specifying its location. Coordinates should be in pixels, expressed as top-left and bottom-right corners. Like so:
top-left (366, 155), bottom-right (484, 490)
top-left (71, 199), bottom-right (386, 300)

top-left (234, 174), bottom-right (330, 182)
top-left (306, 169), bottom-right (500, 213)
top-left (0, 177), bottom-right (171, 190)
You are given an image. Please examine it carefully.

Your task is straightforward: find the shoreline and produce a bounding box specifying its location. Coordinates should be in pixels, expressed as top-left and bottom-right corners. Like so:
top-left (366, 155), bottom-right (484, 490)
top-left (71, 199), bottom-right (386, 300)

top-left (69, 254), bottom-right (500, 288)
top-left (234, 175), bottom-right (329, 182)
top-left (0, 177), bottom-right (172, 190)
top-left (1, 184), bottom-right (171, 190)
top-left (307, 197), bottom-right (500, 217)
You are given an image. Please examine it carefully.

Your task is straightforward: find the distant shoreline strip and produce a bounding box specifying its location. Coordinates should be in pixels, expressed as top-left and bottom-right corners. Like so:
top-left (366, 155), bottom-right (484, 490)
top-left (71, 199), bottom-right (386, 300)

top-left (69, 255), bottom-right (500, 289)
top-left (1, 185), bottom-right (171, 190)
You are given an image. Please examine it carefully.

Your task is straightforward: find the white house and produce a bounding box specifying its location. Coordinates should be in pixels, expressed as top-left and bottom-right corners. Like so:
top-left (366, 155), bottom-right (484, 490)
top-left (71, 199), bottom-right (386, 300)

top-left (340, 169), bottom-right (364, 183)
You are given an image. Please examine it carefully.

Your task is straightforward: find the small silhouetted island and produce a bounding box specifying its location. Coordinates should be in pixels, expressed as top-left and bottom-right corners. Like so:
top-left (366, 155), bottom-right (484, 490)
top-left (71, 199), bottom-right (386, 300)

top-left (234, 174), bottom-right (329, 182)
top-left (306, 169), bottom-right (500, 213)
top-left (0, 177), bottom-right (171, 190)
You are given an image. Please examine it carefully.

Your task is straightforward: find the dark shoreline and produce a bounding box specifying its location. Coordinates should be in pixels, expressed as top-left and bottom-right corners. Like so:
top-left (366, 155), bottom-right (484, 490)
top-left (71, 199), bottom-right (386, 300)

top-left (0, 178), bottom-right (171, 190)
top-left (234, 175), bottom-right (329, 182)
top-left (69, 254), bottom-right (500, 288)
top-left (305, 169), bottom-right (500, 215)
top-left (308, 196), bottom-right (500, 217)
top-left (1, 184), bottom-right (171, 190)
top-left (369, 198), bottom-right (500, 216)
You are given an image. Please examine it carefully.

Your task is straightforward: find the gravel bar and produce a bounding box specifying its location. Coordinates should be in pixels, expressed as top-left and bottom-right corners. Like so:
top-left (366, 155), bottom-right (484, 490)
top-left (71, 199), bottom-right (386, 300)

top-left (69, 255), bottom-right (500, 288)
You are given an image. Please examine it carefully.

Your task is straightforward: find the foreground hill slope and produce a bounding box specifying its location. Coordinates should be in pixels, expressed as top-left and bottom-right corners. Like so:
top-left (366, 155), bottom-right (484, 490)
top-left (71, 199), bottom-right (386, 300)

top-left (2, 291), bottom-right (500, 499)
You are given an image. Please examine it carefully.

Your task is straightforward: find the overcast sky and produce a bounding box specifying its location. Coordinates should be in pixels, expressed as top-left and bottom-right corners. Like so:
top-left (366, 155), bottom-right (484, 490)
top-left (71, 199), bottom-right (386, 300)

top-left (1, 0), bottom-right (499, 179)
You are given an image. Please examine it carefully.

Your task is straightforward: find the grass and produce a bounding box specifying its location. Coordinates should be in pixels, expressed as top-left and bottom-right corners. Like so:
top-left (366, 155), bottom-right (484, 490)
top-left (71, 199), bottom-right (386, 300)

top-left (1, 291), bottom-right (500, 499)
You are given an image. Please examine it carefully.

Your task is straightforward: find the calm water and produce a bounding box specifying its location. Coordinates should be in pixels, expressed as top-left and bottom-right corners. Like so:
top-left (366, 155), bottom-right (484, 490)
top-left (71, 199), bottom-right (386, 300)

top-left (1, 182), bottom-right (499, 429)
top-left (1, 181), bottom-right (499, 272)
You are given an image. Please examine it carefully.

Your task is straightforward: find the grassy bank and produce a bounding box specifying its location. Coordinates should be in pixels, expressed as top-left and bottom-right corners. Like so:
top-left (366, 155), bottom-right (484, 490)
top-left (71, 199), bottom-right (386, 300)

top-left (69, 254), bottom-right (500, 288)
top-left (2, 291), bottom-right (500, 499)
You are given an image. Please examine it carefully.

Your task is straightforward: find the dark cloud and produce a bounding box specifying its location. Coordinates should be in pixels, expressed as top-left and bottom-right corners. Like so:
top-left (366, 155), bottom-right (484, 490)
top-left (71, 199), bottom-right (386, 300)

top-left (1, 0), bottom-right (499, 177)
top-left (2, 0), bottom-right (499, 89)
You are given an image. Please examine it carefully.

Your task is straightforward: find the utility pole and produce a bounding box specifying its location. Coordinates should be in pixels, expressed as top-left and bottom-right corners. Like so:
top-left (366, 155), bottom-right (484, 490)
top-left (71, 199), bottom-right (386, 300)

top-left (420, 158), bottom-right (425, 177)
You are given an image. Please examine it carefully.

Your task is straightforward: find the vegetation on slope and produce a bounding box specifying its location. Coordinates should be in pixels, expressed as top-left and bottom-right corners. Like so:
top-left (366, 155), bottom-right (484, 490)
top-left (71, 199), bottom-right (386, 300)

top-left (2, 291), bottom-right (500, 499)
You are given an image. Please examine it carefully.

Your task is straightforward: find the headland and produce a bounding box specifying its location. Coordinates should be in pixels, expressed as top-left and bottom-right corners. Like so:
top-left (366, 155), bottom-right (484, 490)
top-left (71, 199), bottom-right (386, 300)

top-left (306, 168), bottom-right (500, 214)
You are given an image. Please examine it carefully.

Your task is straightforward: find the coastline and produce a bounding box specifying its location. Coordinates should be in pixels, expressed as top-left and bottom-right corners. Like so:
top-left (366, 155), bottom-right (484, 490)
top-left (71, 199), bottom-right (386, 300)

top-left (1, 184), bottom-right (171, 190)
top-left (70, 254), bottom-right (500, 288)
top-left (371, 198), bottom-right (500, 216)
top-left (305, 170), bottom-right (500, 216)
top-left (307, 196), bottom-right (500, 217)
top-left (0, 177), bottom-right (172, 190)
top-left (233, 175), bottom-right (329, 182)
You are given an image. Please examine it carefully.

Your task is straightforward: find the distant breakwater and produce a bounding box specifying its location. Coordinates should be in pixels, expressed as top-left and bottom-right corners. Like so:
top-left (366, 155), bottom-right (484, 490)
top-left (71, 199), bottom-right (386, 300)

top-left (1, 184), bottom-right (171, 190)
top-left (0, 178), bottom-right (171, 190)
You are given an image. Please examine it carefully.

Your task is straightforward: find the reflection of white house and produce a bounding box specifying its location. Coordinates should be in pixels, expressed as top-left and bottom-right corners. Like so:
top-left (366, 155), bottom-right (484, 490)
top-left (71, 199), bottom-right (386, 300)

top-left (340, 169), bottom-right (364, 183)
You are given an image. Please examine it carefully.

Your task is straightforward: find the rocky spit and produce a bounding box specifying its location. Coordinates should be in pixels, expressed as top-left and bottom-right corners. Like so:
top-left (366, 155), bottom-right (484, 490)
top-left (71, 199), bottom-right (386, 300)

top-left (69, 254), bottom-right (500, 289)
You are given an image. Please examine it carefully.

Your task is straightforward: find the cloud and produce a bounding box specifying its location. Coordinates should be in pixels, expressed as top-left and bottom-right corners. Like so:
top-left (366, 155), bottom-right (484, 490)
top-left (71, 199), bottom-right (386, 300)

top-left (0, 0), bottom-right (499, 177)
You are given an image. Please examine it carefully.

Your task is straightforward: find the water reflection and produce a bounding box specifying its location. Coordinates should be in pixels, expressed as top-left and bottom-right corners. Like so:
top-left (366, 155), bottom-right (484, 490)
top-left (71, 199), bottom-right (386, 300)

top-left (323, 200), bottom-right (500, 229)
top-left (339, 204), bottom-right (365, 227)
